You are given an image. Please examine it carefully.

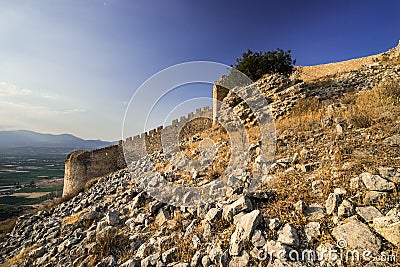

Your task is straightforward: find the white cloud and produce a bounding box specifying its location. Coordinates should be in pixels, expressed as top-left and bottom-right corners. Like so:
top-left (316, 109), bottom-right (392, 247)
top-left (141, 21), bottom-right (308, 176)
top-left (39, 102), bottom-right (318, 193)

top-left (63, 109), bottom-right (86, 114)
top-left (41, 93), bottom-right (57, 99)
top-left (0, 81), bottom-right (32, 96)
top-left (0, 81), bottom-right (87, 134)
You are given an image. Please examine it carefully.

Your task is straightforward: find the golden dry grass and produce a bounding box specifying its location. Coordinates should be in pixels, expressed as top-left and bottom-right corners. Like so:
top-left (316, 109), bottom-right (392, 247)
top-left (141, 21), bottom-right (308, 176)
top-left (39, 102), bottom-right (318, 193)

top-left (80, 80), bottom-right (400, 264)
top-left (257, 81), bottom-right (400, 249)
top-left (62, 209), bottom-right (86, 225)
top-left (1, 244), bottom-right (40, 267)
top-left (0, 217), bottom-right (18, 237)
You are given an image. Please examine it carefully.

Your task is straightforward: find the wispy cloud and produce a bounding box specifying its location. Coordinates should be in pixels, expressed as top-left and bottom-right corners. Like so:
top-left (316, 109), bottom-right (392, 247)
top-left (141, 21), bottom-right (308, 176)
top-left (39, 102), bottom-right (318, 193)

top-left (0, 81), bottom-right (87, 134)
top-left (0, 82), bottom-right (32, 96)
top-left (0, 101), bottom-right (86, 116)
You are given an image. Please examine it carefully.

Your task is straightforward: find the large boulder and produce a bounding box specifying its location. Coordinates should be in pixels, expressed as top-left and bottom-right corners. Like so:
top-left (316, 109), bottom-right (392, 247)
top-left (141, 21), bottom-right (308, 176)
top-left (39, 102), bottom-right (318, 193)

top-left (229, 210), bottom-right (262, 256)
top-left (360, 172), bottom-right (395, 192)
top-left (332, 216), bottom-right (381, 254)
top-left (355, 206), bottom-right (383, 223)
top-left (222, 196), bottom-right (253, 222)
top-left (372, 208), bottom-right (400, 247)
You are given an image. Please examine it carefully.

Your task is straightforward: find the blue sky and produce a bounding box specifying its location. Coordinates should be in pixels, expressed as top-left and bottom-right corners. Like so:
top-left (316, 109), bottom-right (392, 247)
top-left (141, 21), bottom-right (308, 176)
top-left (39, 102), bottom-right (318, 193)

top-left (0, 0), bottom-right (399, 141)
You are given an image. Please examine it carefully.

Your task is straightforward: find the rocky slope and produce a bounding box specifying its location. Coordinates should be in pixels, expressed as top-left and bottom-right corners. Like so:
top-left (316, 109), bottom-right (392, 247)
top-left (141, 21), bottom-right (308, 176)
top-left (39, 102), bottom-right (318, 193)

top-left (0, 45), bottom-right (399, 267)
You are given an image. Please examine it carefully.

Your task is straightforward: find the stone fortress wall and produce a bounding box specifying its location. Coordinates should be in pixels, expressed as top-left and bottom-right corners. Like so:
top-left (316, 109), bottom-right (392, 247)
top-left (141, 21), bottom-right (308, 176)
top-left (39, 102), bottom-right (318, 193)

top-left (63, 41), bottom-right (400, 198)
top-left (63, 106), bottom-right (213, 197)
top-left (62, 141), bottom-right (126, 198)
top-left (124, 106), bottom-right (212, 161)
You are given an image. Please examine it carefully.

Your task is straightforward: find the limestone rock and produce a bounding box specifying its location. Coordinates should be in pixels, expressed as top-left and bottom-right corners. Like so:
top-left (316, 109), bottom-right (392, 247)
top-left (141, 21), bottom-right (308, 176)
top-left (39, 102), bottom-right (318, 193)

top-left (336, 123), bottom-right (344, 135)
top-left (378, 166), bottom-right (400, 184)
top-left (293, 200), bottom-right (305, 214)
top-left (303, 203), bottom-right (325, 221)
top-left (277, 223), bottom-right (299, 247)
top-left (192, 234), bottom-right (201, 249)
top-left (332, 216), bottom-right (381, 254)
top-left (204, 208), bottom-right (222, 223)
top-left (222, 196), bottom-right (253, 222)
top-left (337, 199), bottom-right (355, 219)
top-left (208, 244), bottom-right (223, 263)
top-left (201, 255), bottom-right (211, 266)
top-left (334, 187), bottom-right (347, 195)
top-left (106, 210), bottom-right (120, 226)
top-left (136, 243), bottom-right (154, 259)
top-left (120, 259), bottom-right (141, 267)
top-left (190, 250), bottom-right (203, 267)
top-left (141, 252), bottom-right (160, 266)
top-left (229, 210), bottom-right (262, 256)
top-left (96, 225), bottom-right (117, 245)
top-left (364, 191), bottom-right (388, 204)
top-left (360, 172), bottom-right (395, 191)
top-left (131, 192), bottom-right (146, 210)
top-left (325, 193), bottom-right (340, 215)
top-left (372, 212), bottom-right (400, 247)
top-left (251, 229), bottom-right (267, 248)
top-left (265, 218), bottom-right (281, 230)
top-left (202, 220), bottom-right (212, 240)
top-left (148, 200), bottom-right (163, 215)
top-left (183, 219), bottom-right (197, 238)
top-left (229, 251), bottom-right (250, 267)
top-left (100, 255), bottom-right (117, 266)
top-left (350, 177), bottom-right (363, 190)
top-left (155, 208), bottom-right (170, 226)
top-left (29, 246), bottom-right (45, 258)
top-left (304, 222), bottom-right (321, 242)
top-left (219, 249), bottom-right (230, 267)
top-left (237, 210), bottom-right (262, 241)
top-left (162, 247), bottom-right (178, 263)
top-left (356, 206), bottom-right (383, 223)
top-left (134, 213), bottom-right (146, 224)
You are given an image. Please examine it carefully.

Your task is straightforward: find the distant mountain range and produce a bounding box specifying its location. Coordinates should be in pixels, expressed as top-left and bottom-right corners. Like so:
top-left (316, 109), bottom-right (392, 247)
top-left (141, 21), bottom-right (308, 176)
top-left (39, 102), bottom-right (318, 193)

top-left (0, 130), bottom-right (115, 154)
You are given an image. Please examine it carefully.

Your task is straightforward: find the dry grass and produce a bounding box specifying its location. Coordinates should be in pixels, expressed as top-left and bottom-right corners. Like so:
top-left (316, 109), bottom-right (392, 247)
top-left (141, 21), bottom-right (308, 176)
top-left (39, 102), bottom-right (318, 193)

top-left (5, 79), bottom-right (398, 265)
top-left (381, 53), bottom-right (400, 66)
top-left (257, 81), bottom-right (400, 248)
top-left (97, 231), bottom-right (130, 260)
top-left (342, 80), bottom-right (400, 129)
top-left (62, 209), bottom-right (86, 225)
top-left (96, 80), bottom-right (399, 263)
top-left (85, 177), bottom-right (101, 191)
top-left (1, 244), bottom-right (40, 267)
top-left (277, 97), bottom-right (325, 134)
top-left (0, 217), bottom-right (18, 237)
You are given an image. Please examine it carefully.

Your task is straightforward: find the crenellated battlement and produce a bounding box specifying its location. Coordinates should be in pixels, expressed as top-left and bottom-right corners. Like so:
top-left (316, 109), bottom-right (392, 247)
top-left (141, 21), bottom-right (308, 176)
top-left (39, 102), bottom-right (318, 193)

top-left (123, 106), bottom-right (212, 161)
top-left (63, 106), bottom-right (213, 197)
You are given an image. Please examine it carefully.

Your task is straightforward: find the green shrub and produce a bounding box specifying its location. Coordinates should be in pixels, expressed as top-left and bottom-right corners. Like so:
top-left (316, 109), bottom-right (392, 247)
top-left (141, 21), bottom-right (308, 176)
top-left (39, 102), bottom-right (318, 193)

top-left (232, 48), bottom-right (295, 81)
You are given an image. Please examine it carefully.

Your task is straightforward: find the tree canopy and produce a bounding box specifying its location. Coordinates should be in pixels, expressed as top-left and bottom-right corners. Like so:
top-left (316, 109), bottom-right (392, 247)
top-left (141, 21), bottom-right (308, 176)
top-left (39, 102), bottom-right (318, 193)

top-left (232, 48), bottom-right (296, 81)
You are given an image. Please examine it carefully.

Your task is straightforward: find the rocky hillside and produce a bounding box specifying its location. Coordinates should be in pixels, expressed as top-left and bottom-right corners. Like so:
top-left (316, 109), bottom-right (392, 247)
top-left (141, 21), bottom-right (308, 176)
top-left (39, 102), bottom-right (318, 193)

top-left (0, 45), bottom-right (399, 267)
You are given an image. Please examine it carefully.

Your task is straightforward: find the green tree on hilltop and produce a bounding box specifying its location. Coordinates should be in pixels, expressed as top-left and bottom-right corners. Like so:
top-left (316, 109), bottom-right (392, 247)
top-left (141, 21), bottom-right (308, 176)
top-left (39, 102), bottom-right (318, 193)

top-left (232, 48), bottom-right (296, 81)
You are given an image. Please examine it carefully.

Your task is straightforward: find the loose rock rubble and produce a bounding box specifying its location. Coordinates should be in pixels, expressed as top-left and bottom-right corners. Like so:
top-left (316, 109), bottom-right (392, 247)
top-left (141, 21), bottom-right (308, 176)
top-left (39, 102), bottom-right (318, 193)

top-left (1, 163), bottom-right (398, 266)
top-left (0, 44), bottom-right (399, 267)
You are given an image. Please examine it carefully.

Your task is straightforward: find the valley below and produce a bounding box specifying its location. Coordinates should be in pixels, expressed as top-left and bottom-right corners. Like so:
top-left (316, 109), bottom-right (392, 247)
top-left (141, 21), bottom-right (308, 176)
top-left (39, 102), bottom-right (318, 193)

top-left (0, 152), bottom-right (65, 222)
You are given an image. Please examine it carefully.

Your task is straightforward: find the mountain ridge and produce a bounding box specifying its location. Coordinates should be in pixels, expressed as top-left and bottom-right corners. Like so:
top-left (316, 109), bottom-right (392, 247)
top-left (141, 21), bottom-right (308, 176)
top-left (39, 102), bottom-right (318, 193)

top-left (0, 130), bottom-right (115, 152)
